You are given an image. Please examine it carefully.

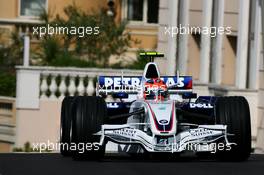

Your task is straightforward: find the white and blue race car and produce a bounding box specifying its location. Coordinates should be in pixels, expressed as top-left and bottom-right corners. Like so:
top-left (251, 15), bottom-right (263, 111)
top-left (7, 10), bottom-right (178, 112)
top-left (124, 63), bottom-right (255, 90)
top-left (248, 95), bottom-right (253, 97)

top-left (60, 52), bottom-right (251, 161)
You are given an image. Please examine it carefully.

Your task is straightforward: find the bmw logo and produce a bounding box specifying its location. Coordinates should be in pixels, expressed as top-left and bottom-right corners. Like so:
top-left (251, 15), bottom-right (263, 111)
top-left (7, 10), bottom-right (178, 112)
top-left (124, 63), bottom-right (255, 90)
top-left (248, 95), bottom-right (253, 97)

top-left (159, 119), bottom-right (169, 125)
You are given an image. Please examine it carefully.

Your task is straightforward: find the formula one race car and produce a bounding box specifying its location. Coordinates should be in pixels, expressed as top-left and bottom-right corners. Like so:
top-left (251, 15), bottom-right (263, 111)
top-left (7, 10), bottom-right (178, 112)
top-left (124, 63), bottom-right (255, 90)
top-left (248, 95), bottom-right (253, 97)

top-left (60, 52), bottom-right (251, 161)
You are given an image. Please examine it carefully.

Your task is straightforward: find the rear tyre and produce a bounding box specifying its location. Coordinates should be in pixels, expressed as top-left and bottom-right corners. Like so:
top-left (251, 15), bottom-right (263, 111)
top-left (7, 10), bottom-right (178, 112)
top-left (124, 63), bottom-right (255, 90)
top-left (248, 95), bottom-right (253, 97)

top-left (71, 96), bottom-right (107, 160)
top-left (215, 96), bottom-right (251, 161)
top-left (60, 96), bottom-right (74, 156)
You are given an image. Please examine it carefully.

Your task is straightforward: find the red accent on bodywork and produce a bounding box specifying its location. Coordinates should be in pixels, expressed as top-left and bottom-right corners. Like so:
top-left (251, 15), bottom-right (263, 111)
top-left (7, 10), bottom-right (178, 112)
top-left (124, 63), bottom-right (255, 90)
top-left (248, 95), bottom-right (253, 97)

top-left (145, 101), bottom-right (175, 132)
top-left (187, 79), bottom-right (192, 89)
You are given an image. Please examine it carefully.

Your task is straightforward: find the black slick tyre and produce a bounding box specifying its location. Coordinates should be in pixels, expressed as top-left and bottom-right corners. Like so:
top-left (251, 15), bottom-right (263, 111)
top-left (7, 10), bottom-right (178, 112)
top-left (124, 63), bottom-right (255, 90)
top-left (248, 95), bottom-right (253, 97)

top-left (60, 96), bottom-right (75, 156)
top-left (71, 96), bottom-right (107, 160)
top-left (215, 96), bottom-right (251, 161)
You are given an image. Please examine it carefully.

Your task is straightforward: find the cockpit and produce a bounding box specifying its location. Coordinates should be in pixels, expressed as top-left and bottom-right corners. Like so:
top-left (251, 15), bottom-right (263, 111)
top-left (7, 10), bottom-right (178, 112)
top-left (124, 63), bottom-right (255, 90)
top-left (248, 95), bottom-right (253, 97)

top-left (144, 78), bottom-right (168, 101)
top-left (143, 62), bottom-right (160, 79)
top-left (142, 62), bottom-right (168, 101)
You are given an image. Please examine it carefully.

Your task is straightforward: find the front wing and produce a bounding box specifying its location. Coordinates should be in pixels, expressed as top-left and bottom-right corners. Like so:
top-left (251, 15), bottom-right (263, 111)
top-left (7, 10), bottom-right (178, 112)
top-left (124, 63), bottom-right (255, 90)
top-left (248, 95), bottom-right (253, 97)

top-left (95, 124), bottom-right (232, 153)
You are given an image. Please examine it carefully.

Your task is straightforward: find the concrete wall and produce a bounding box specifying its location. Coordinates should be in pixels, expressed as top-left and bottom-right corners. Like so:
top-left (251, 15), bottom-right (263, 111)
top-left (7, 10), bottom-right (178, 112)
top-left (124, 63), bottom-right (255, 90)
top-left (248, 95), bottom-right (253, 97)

top-left (189, 0), bottom-right (203, 27)
top-left (222, 35), bottom-right (236, 85)
top-left (255, 8), bottom-right (264, 152)
top-left (16, 100), bottom-right (61, 148)
top-left (0, 0), bottom-right (17, 18)
top-left (0, 142), bottom-right (12, 152)
top-left (256, 67), bottom-right (264, 152)
top-left (0, 97), bottom-right (16, 152)
top-left (15, 99), bottom-right (120, 153)
top-left (187, 34), bottom-right (200, 80)
top-left (0, 0), bottom-right (107, 19)
top-left (157, 0), bottom-right (239, 83)
top-left (189, 0), bottom-right (239, 33)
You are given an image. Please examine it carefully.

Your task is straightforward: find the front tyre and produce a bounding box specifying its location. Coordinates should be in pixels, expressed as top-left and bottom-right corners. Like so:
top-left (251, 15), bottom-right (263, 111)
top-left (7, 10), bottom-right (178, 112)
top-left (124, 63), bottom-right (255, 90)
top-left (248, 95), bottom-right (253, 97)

top-left (60, 96), bottom-right (74, 156)
top-left (215, 96), bottom-right (251, 161)
top-left (71, 96), bottom-right (107, 160)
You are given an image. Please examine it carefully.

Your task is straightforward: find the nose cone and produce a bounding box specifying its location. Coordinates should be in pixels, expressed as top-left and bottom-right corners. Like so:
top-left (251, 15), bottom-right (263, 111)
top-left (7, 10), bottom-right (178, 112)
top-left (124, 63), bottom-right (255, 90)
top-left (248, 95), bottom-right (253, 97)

top-left (146, 101), bottom-right (177, 135)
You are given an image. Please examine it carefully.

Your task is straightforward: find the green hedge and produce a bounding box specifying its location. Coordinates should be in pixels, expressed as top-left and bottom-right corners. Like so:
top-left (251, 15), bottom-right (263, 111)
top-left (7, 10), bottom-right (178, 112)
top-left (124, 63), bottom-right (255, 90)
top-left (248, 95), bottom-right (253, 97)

top-left (0, 71), bottom-right (16, 97)
top-left (48, 53), bottom-right (98, 68)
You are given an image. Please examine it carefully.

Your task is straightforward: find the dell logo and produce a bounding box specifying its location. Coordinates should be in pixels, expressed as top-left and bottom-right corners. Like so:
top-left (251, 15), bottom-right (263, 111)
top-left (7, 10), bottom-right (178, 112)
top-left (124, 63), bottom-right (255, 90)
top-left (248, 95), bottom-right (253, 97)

top-left (190, 103), bottom-right (213, 109)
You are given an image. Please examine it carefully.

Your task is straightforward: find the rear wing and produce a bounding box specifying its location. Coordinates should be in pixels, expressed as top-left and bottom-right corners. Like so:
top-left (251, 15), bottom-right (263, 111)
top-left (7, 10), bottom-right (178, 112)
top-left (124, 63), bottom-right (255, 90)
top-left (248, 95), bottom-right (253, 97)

top-left (97, 76), bottom-right (192, 95)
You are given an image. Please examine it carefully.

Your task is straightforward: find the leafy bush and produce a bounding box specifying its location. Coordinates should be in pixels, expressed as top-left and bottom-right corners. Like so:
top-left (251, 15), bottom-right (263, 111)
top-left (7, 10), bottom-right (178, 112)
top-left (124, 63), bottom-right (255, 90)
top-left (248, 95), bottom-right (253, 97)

top-left (0, 31), bottom-right (22, 97)
top-left (40, 36), bottom-right (61, 64)
top-left (49, 52), bottom-right (97, 67)
top-left (0, 71), bottom-right (16, 97)
top-left (36, 4), bottom-right (139, 68)
top-left (0, 32), bottom-right (23, 69)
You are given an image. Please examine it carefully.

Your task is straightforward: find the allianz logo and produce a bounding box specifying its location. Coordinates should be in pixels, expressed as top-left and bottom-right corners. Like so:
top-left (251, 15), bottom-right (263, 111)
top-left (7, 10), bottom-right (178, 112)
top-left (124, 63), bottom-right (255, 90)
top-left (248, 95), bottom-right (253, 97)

top-left (189, 103), bottom-right (213, 109)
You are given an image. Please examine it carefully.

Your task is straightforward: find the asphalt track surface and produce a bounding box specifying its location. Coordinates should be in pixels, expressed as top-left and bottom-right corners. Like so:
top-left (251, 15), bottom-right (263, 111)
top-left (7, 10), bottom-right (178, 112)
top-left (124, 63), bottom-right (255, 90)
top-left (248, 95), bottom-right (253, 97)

top-left (0, 153), bottom-right (263, 175)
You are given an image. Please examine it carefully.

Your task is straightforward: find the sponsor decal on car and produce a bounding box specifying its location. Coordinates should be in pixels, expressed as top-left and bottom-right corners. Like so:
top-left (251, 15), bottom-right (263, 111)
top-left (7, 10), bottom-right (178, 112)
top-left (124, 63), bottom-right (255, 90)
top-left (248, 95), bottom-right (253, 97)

top-left (189, 103), bottom-right (213, 109)
top-left (98, 76), bottom-right (192, 89)
top-left (159, 119), bottom-right (169, 125)
top-left (189, 128), bottom-right (213, 137)
top-left (113, 128), bottom-right (136, 137)
top-left (107, 103), bottom-right (119, 108)
top-left (157, 138), bottom-right (168, 145)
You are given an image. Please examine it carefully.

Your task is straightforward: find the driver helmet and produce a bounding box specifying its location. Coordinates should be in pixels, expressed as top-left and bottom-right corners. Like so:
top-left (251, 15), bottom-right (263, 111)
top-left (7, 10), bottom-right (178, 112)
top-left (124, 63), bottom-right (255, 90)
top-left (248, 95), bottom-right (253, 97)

top-left (143, 78), bottom-right (168, 101)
